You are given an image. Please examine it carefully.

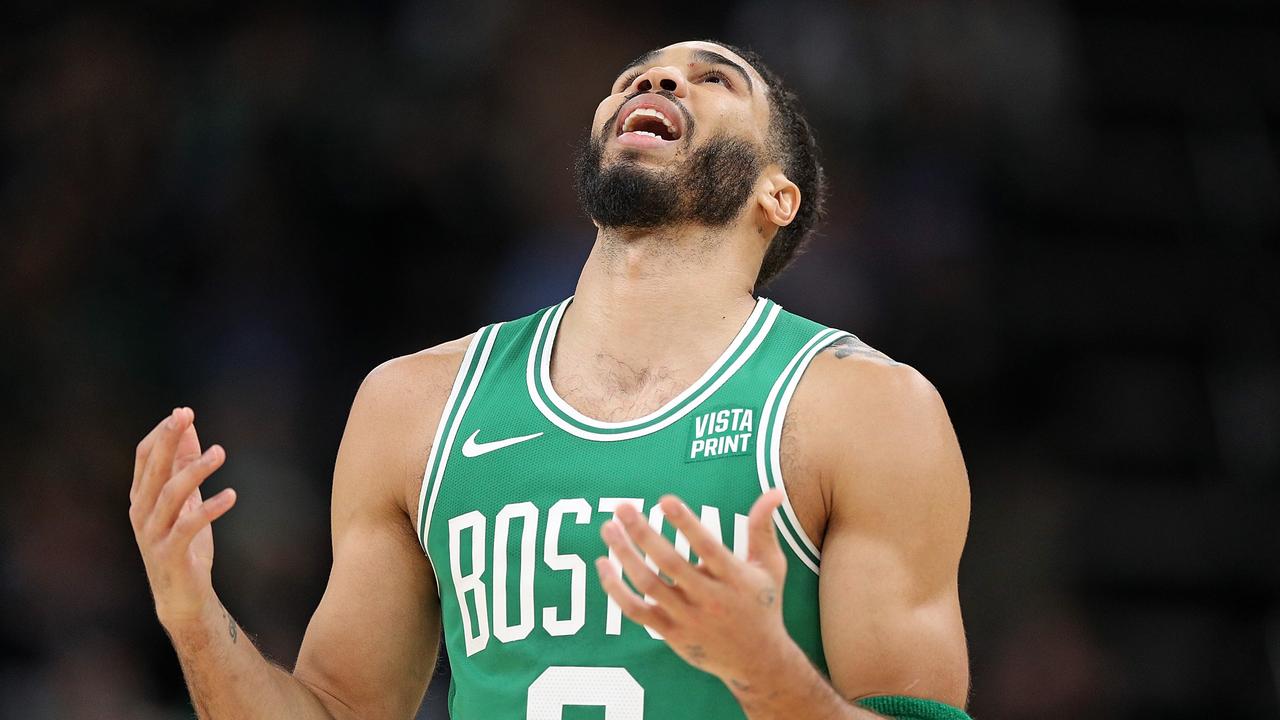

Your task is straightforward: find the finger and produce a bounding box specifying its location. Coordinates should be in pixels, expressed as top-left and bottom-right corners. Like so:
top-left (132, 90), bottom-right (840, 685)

top-left (600, 519), bottom-right (689, 611)
top-left (655, 495), bottom-right (735, 578)
top-left (170, 488), bottom-right (237, 547)
top-left (147, 445), bottom-right (225, 538)
top-left (132, 408), bottom-right (183, 501)
top-left (170, 421), bottom-right (204, 476)
top-left (135, 407), bottom-right (193, 515)
top-left (613, 505), bottom-right (714, 596)
top-left (595, 556), bottom-right (674, 635)
top-left (748, 489), bottom-right (787, 578)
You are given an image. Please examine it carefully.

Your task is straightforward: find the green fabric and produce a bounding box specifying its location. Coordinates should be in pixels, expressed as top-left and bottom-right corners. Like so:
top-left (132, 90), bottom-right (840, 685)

top-left (417, 295), bottom-right (852, 719)
top-left (855, 694), bottom-right (973, 720)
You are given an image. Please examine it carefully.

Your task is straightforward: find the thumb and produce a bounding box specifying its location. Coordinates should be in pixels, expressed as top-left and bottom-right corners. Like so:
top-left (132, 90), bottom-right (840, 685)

top-left (747, 488), bottom-right (787, 577)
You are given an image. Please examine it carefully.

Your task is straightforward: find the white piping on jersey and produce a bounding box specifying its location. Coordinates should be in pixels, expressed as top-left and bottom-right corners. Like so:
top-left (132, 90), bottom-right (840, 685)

top-left (416, 328), bottom-right (486, 558)
top-left (419, 323), bottom-right (504, 584)
top-left (538, 295), bottom-right (770, 430)
top-left (527, 301), bottom-right (782, 442)
top-left (771, 329), bottom-right (853, 562)
top-left (756, 327), bottom-right (851, 575)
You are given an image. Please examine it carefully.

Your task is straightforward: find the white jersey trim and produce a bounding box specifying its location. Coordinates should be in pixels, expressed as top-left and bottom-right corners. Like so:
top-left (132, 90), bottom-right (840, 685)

top-left (756, 327), bottom-right (851, 575)
top-left (527, 303), bottom-right (782, 442)
top-left (538, 295), bottom-right (770, 429)
top-left (418, 323), bottom-right (504, 590)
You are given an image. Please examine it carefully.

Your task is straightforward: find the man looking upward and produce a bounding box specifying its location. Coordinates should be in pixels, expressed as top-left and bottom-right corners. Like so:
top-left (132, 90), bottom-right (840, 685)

top-left (130, 40), bottom-right (972, 719)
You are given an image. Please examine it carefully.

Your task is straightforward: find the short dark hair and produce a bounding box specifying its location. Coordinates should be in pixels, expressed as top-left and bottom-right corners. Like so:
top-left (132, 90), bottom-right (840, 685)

top-left (699, 39), bottom-right (828, 289)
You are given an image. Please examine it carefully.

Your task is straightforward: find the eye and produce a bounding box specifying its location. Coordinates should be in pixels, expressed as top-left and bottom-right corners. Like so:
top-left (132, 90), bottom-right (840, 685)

top-left (699, 70), bottom-right (731, 88)
top-left (615, 71), bottom-right (641, 93)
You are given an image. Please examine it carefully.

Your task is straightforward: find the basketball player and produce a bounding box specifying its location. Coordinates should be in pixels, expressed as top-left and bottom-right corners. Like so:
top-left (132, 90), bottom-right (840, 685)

top-left (129, 40), bottom-right (971, 719)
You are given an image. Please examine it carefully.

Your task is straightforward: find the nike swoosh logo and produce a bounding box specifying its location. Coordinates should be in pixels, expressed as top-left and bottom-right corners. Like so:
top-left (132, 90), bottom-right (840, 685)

top-left (461, 430), bottom-right (544, 458)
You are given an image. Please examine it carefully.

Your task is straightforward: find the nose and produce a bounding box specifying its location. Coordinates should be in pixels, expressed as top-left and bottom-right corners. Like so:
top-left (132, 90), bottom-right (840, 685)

top-left (627, 65), bottom-right (687, 97)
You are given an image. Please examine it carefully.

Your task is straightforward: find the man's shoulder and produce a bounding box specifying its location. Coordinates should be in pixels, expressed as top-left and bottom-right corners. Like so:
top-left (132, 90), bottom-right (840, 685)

top-left (770, 305), bottom-right (931, 392)
top-left (361, 299), bottom-right (557, 393)
top-left (763, 301), bottom-right (943, 426)
top-left (358, 333), bottom-right (478, 412)
top-left (379, 333), bottom-right (478, 377)
top-left (342, 334), bottom-right (480, 516)
top-left (357, 296), bottom-right (563, 415)
top-left (787, 332), bottom-right (959, 494)
top-left (800, 334), bottom-right (940, 415)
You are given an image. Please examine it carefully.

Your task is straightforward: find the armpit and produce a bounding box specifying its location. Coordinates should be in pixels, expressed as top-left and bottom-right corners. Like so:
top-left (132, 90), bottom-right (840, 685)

top-left (777, 404), bottom-right (832, 552)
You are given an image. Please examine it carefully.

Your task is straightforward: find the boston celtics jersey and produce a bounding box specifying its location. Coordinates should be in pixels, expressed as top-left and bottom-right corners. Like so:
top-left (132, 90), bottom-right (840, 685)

top-left (416, 295), bottom-right (852, 719)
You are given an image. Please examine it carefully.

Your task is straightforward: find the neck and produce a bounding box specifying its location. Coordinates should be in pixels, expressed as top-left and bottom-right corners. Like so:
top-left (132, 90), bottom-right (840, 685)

top-left (552, 222), bottom-right (764, 402)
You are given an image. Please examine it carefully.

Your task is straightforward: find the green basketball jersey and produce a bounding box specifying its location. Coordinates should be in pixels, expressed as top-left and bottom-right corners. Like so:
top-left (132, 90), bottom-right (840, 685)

top-left (417, 295), bottom-right (852, 719)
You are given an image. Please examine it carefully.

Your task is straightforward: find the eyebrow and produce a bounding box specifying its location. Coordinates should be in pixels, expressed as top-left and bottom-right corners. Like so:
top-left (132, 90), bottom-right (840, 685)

top-left (615, 48), bottom-right (754, 95)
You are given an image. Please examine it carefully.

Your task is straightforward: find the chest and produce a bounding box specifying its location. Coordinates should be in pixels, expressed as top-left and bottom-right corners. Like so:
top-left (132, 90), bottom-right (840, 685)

top-left (404, 301), bottom-right (844, 579)
top-left (400, 300), bottom-right (848, 715)
top-left (405, 392), bottom-right (830, 582)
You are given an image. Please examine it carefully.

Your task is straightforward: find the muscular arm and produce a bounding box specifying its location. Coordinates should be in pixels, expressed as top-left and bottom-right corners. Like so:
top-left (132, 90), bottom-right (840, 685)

top-left (137, 342), bottom-right (466, 719)
top-left (593, 337), bottom-right (971, 719)
top-left (291, 354), bottom-right (449, 718)
top-left (727, 342), bottom-right (971, 717)
top-left (815, 348), bottom-right (970, 706)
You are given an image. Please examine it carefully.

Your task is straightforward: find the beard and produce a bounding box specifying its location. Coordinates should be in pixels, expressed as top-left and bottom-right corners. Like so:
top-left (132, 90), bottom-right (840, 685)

top-left (573, 121), bottom-right (765, 231)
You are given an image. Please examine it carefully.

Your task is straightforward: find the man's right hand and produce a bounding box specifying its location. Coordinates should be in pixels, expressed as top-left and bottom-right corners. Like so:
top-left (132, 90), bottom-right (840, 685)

top-left (130, 406), bottom-right (237, 630)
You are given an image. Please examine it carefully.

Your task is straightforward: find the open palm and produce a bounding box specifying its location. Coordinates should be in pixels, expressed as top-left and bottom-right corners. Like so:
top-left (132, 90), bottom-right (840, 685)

top-left (130, 407), bottom-right (236, 626)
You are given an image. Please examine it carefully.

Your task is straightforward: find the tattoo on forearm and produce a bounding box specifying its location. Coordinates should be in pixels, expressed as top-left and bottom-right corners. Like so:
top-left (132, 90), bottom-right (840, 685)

top-left (756, 587), bottom-right (777, 608)
top-left (685, 644), bottom-right (706, 665)
top-left (222, 604), bottom-right (237, 643)
top-left (824, 335), bottom-right (898, 365)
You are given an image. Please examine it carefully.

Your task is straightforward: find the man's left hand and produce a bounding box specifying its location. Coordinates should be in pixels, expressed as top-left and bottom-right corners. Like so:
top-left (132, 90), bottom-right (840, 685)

top-left (595, 489), bottom-right (795, 684)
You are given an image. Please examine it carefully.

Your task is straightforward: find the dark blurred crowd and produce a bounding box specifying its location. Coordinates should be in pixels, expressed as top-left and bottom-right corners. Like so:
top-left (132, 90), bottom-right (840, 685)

top-left (1, 1), bottom-right (1277, 718)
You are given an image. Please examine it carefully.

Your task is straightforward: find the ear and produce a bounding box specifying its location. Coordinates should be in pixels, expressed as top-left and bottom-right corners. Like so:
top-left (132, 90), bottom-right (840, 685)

top-left (756, 169), bottom-right (801, 231)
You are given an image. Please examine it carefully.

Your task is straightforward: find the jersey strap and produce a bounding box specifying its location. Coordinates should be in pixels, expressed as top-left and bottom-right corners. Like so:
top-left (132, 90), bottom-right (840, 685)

top-left (416, 322), bottom-right (505, 566)
top-left (756, 326), bottom-right (852, 574)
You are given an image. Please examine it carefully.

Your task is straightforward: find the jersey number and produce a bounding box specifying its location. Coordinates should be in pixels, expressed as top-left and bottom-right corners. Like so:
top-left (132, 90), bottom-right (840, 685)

top-left (526, 666), bottom-right (644, 719)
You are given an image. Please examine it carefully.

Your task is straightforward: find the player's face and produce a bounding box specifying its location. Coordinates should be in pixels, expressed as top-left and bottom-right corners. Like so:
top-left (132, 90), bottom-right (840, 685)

top-left (573, 42), bottom-right (773, 232)
top-left (592, 41), bottom-right (770, 165)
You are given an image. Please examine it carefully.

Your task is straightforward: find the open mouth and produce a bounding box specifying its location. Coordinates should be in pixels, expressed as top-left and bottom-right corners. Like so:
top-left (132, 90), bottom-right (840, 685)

top-left (614, 96), bottom-right (686, 149)
top-left (618, 107), bottom-right (681, 141)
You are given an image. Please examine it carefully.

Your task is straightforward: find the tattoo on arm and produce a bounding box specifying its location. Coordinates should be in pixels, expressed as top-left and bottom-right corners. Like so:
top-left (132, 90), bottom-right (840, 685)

top-left (685, 644), bottom-right (707, 666)
top-left (824, 335), bottom-right (898, 365)
top-left (222, 603), bottom-right (238, 643)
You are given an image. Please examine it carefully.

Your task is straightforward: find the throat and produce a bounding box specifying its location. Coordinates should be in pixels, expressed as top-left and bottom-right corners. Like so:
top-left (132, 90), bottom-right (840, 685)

top-left (553, 353), bottom-right (689, 424)
top-left (546, 252), bottom-right (765, 424)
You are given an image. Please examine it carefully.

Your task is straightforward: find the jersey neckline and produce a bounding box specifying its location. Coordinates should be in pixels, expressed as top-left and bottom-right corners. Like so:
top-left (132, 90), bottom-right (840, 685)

top-left (525, 295), bottom-right (780, 441)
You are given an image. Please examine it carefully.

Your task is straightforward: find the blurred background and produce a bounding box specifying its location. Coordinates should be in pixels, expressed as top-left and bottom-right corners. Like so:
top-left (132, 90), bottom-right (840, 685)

top-left (2, 0), bottom-right (1278, 717)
